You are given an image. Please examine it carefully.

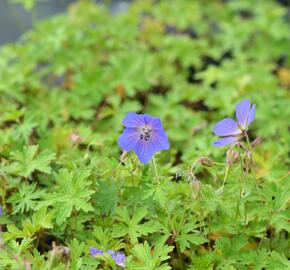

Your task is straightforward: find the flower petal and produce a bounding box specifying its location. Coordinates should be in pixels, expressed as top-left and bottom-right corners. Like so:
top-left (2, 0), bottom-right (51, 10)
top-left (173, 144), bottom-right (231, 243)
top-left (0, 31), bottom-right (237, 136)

top-left (213, 137), bottom-right (237, 147)
top-left (143, 114), bottom-right (165, 131)
top-left (213, 118), bottom-right (241, 136)
top-left (150, 117), bottom-right (165, 131)
top-left (247, 104), bottom-right (256, 127)
top-left (122, 112), bottom-right (144, 128)
top-left (236, 99), bottom-right (251, 129)
top-left (118, 128), bottom-right (139, 151)
top-left (107, 250), bottom-right (126, 268)
top-left (151, 129), bottom-right (170, 151)
top-left (134, 140), bottom-right (155, 164)
top-left (90, 247), bottom-right (103, 257)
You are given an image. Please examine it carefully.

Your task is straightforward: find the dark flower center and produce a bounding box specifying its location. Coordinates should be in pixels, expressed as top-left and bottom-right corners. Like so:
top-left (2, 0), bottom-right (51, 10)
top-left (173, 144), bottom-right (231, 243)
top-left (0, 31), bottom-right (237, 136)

top-left (139, 126), bottom-right (152, 141)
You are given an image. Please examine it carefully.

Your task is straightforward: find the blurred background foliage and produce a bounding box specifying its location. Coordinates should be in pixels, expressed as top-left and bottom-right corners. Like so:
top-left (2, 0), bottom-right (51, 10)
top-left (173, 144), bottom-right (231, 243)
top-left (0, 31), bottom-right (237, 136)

top-left (0, 0), bottom-right (289, 269)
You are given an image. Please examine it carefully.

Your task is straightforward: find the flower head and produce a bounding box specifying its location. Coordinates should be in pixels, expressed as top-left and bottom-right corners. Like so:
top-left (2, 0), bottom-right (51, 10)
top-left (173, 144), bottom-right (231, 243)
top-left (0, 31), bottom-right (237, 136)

top-left (213, 99), bottom-right (256, 147)
top-left (89, 248), bottom-right (126, 268)
top-left (118, 112), bottom-right (170, 163)
top-left (0, 206), bottom-right (3, 216)
top-left (90, 247), bottom-right (104, 257)
top-left (108, 250), bottom-right (126, 268)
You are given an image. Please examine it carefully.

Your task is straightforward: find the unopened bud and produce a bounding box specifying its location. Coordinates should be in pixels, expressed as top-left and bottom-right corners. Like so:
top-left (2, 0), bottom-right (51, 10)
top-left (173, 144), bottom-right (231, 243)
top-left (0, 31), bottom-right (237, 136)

top-left (191, 179), bottom-right (201, 199)
top-left (69, 133), bottom-right (82, 143)
top-left (199, 156), bottom-right (214, 167)
top-left (120, 151), bottom-right (128, 162)
top-left (251, 137), bottom-right (262, 148)
top-left (226, 148), bottom-right (239, 166)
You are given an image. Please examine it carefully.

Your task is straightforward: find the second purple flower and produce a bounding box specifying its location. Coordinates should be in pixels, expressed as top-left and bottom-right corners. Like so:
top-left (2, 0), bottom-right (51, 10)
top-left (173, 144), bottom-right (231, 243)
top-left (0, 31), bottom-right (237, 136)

top-left (213, 99), bottom-right (256, 147)
top-left (118, 112), bottom-right (170, 163)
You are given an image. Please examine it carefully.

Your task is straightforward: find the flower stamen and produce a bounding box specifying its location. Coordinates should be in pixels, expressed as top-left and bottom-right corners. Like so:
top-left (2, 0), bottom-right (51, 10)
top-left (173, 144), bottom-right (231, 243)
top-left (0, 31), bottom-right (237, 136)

top-left (139, 126), bottom-right (152, 141)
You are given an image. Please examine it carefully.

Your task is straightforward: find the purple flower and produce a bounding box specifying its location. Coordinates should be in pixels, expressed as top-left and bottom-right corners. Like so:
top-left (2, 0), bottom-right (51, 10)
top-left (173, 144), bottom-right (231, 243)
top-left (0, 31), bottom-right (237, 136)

top-left (108, 250), bottom-right (126, 268)
top-left (90, 247), bottom-right (103, 257)
top-left (0, 206), bottom-right (3, 216)
top-left (213, 99), bottom-right (256, 147)
top-left (118, 112), bottom-right (170, 163)
top-left (89, 247), bottom-right (126, 268)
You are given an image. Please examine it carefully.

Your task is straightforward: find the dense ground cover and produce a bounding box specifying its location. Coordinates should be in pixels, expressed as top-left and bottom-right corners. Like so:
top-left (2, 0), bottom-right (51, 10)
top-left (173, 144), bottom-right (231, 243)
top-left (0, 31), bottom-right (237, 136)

top-left (0, 0), bottom-right (289, 269)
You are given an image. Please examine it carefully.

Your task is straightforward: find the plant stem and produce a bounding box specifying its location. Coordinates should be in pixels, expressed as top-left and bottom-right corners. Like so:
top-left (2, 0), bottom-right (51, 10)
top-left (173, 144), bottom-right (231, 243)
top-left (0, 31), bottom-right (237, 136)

top-left (176, 242), bottom-right (185, 270)
top-left (244, 202), bottom-right (247, 230)
top-left (245, 132), bottom-right (251, 149)
top-left (199, 202), bottom-right (207, 239)
top-left (235, 153), bottom-right (244, 219)
top-left (72, 210), bottom-right (77, 239)
top-left (152, 156), bottom-right (160, 184)
top-left (222, 165), bottom-right (229, 191)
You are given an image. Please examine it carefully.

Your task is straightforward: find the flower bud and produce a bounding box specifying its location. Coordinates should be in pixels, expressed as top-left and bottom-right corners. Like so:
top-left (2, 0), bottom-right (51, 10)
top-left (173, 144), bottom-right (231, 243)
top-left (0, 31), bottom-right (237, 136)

top-left (191, 179), bottom-right (201, 199)
top-left (251, 137), bottom-right (262, 148)
top-left (199, 156), bottom-right (214, 167)
top-left (226, 148), bottom-right (239, 166)
top-left (69, 132), bottom-right (82, 143)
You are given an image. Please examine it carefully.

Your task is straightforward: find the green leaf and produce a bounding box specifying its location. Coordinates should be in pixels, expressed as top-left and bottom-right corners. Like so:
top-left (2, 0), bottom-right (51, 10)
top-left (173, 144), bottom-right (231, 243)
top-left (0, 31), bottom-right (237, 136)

top-left (112, 207), bottom-right (161, 244)
top-left (94, 181), bottom-right (119, 215)
top-left (175, 221), bottom-right (208, 252)
top-left (8, 145), bottom-right (55, 177)
top-left (128, 241), bottom-right (174, 270)
top-left (38, 168), bottom-right (94, 225)
top-left (8, 183), bottom-right (44, 214)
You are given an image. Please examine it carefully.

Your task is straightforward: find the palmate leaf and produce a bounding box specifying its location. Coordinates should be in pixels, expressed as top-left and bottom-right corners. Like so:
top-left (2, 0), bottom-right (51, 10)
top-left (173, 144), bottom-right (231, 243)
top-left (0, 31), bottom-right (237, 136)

top-left (91, 226), bottom-right (124, 251)
top-left (8, 145), bottom-right (55, 177)
top-left (8, 183), bottom-right (44, 214)
top-left (0, 251), bottom-right (18, 269)
top-left (175, 220), bottom-right (208, 252)
top-left (268, 251), bottom-right (290, 270)
top-left (38, 168), bottom-right (94, 225)
top-left (69, 239), bottom-right (86, 270)
top-left (238, 248), bottom-right (270, 269)
top-left (214, 235), bottom-right (248, 267)
top-left (94, 180), bottom-right (119, 215)
top-left (128, 241), bottom-right (174, 270)
top-left (4, 207), bottom-right (53, 241)
top-left (112, 207), bottom-right (161, 244)
top-left (189, 254), bottom-right (213, 270)
top-left (13, 115), bottom-right (37, 144)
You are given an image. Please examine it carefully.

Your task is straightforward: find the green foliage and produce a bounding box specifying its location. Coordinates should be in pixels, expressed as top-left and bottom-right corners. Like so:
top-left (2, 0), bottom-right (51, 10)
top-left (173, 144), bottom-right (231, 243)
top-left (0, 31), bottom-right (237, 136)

top-left (8, 183), bottom-right (44, 214)
top-left (127, 241), bottom-right (174, 270)
top-left (0, 0), bottom-right (289, 269)
top-left (8, 145), bottom-right (55, 177)
top-left (112, 207), bottom-right (161, 244)
top-left (39, 169), bottom-right (94, 225)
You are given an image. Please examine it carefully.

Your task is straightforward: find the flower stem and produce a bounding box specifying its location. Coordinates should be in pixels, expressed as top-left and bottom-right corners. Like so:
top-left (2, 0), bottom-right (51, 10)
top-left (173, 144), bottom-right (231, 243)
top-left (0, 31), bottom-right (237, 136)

top-left (152, 156), bottom-right (160, 184)
top-left (244, 202), bottom-right (247, 230)
top-left (245, 132), bottom-right (251, 149)
top-left (221, 164), bottom-right (230, 191)
top-left (235, 153), bottom-right (244, 219)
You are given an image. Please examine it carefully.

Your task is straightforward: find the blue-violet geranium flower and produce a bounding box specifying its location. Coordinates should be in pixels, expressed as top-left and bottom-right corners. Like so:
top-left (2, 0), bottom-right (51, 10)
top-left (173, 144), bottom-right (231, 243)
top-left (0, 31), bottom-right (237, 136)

top-left (118, 112), bottom-right (170, 163)
top-left (90, 247), bottom-right (104, 257)
top-left (90, 247), bottom-right (125, 268)
top-left (213, 99), bottom-right (256, 147)
top-left (107, 250), bottom-right (126, 268)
